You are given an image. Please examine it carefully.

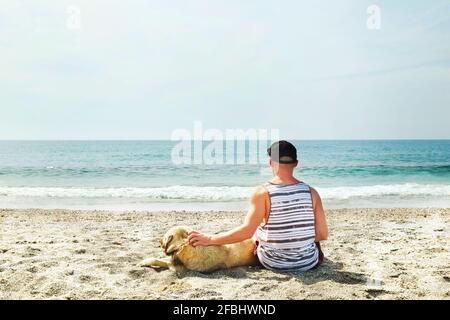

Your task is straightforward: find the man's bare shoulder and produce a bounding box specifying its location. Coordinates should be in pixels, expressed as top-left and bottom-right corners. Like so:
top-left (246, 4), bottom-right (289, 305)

top-left (309, 186), bottom-right (322, 202)
top-left (251, 185), bottom-right (269, 201)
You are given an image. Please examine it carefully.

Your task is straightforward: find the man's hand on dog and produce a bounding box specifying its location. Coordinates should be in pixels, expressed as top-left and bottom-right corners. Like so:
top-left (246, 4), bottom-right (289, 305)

top-left (188, 230), bottom-right (213, 246)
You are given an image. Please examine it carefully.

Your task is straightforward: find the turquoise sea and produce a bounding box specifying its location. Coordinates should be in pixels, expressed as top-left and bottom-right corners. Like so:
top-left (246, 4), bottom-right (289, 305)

top-left (0, 140), bottom-right (449, 210)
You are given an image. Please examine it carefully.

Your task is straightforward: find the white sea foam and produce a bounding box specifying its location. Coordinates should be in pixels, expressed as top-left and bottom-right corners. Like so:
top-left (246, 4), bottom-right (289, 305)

top-left (0, 186), bottom-right (253, 201)
top-left (0, 183), bottom-right (449, 201)
top-left (317, 183), bottom-right (450, 200)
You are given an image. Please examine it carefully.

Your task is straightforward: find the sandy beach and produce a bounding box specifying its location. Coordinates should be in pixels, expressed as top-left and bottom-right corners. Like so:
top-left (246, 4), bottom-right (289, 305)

top-left (0, 208), bottom-right (449, 300)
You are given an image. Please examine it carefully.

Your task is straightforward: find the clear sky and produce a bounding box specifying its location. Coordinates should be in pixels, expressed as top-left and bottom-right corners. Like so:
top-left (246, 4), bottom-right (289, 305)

top-left (1, 0), bottom-right (449, 140)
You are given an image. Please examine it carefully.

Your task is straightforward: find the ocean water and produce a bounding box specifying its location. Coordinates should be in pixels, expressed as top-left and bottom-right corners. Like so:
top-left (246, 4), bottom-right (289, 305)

top-left (0, 140), bottom-right (449, 210)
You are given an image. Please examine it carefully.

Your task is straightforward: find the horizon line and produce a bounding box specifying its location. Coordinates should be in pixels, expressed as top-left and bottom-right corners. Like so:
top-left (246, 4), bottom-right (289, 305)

top-left (0, 138), bottom-right (449, 141)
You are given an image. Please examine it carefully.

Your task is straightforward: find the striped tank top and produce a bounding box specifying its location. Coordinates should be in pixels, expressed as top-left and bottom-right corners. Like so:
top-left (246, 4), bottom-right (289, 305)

top-left (255, 181), bottom-right (319, 271)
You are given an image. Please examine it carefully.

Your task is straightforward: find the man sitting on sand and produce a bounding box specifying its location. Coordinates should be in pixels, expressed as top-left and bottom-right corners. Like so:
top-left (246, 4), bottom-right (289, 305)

top-left (188, 140), bottom-right (328, 271)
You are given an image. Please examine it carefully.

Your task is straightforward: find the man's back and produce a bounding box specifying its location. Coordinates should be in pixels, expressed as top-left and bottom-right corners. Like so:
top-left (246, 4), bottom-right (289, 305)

top-left (255, 181), bottom-right (319, 271)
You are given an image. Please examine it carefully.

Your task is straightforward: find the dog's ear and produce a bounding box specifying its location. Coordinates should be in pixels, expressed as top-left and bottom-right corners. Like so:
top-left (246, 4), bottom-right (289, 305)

top-left (165, 234), bottom-right (182, 255)
top-left (163, 235), bottom-right (173, 250)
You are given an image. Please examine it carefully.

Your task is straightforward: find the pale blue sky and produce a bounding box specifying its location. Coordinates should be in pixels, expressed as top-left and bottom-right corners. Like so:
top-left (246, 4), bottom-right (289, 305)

top-left (1, 0), bottom-right (449, 139)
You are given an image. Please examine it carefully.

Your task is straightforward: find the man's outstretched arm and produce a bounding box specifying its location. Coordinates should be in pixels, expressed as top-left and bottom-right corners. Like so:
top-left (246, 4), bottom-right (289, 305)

top-left (188, 186), bottom-right (267, 246)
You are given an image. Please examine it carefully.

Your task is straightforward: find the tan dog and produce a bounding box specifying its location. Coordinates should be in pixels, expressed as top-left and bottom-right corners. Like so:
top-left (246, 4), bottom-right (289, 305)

top-left (140, 226), bottom-right (257, 272)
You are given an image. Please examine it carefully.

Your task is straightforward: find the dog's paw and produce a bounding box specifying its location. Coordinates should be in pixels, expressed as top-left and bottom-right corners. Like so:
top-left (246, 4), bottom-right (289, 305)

top-left (139, 258), bottom-right (158, 268)
top-left (139, 258), bottom-right (170, 269)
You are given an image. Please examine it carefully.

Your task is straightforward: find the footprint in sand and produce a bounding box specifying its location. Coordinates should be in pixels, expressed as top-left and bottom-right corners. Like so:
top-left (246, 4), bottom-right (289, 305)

top-left (365, 288), bottom-right (388, 298)
top-left (39, 261), bottom-right (59, 268)
top-left (187, 288), bottom-right (219, 299)
top-left (128, 268), bottom-right (152, 279)
top-left (78, 274), bottom-right (98, 282)
top-left (26, 266), bottom-right (39, 273)
top-left (22, 247), bottom-right (41, 257)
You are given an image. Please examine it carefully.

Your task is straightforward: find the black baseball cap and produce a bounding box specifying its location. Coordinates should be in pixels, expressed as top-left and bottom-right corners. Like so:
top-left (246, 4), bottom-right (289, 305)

top-left (267, 140), bottom-right (298, 164)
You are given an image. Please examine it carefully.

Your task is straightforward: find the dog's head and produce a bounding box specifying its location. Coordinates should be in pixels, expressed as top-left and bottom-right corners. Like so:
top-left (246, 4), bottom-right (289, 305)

top-left (160, 226), bottom-right (190, 256)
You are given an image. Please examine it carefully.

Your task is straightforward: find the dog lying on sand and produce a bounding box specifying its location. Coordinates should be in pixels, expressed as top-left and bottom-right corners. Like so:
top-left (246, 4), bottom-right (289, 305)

top-left (140, 226), bottom-right (257, 272)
